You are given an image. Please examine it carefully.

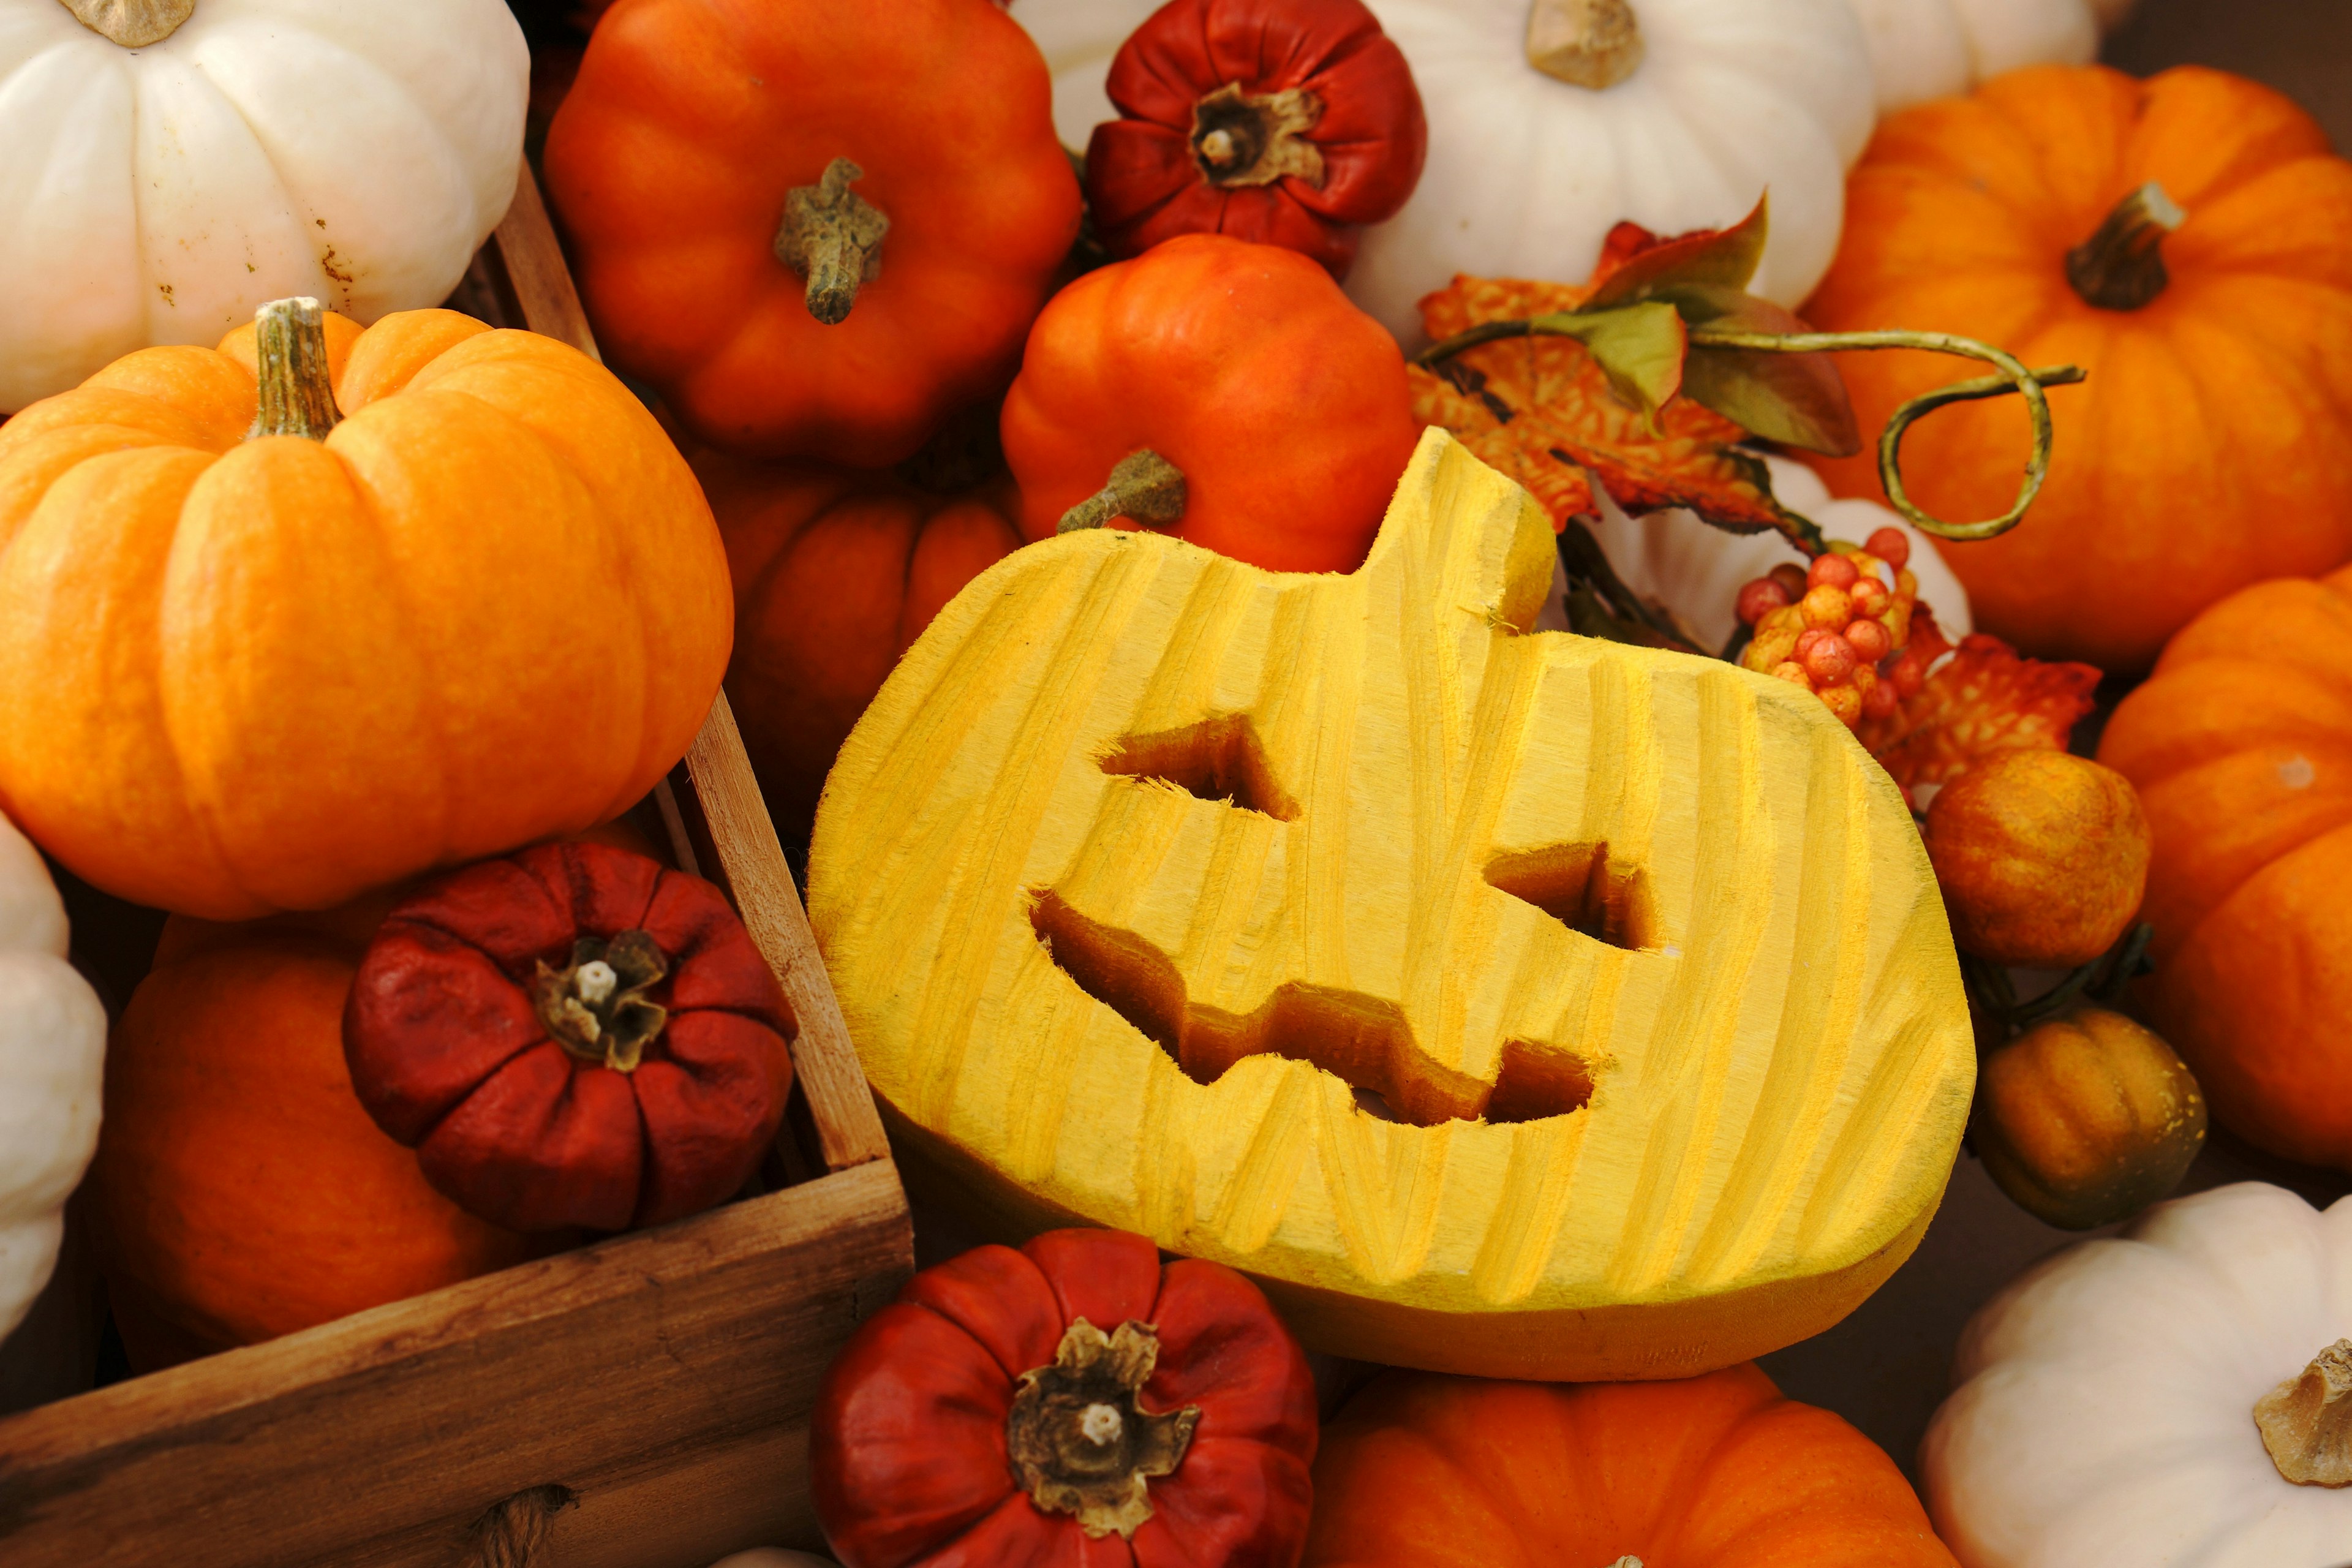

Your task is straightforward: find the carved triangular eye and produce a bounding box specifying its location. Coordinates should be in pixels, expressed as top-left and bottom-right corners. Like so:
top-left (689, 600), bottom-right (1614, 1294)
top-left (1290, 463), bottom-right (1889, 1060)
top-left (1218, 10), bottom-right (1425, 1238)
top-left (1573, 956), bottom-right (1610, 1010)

top-left (1098, 715), bottom-right (1297, 821)
top-left (1485, 843), bottom-right (1657, 952)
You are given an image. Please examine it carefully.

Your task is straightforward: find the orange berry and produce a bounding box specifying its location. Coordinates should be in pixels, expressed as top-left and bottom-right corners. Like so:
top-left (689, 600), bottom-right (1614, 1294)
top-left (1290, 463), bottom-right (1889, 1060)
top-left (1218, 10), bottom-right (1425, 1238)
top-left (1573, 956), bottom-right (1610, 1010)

top-left (1808, 553), bottom-right (1860, 591)
top-left (1770, 660), bottom-right (1812, 688)
top-left (1849, 577), bottom-right (1890, 617)
top-left (1800, 584), bottom-right (1853, 630)
top-left (1769, 563), bottom-right (1810, 602)
top-left (1737, 576), bottom-right (1793, 626)
top-left (1847, 618), bottom-right (1892, 663)
top-left (1863, 674), bottom-right (1901, 719)
top-left (1818, 684), bottom-right (1864, 726)
top-left (1865, 527), bottom-right (1911, 571)
top-left (1805, 633), bottom-right (1858, 685)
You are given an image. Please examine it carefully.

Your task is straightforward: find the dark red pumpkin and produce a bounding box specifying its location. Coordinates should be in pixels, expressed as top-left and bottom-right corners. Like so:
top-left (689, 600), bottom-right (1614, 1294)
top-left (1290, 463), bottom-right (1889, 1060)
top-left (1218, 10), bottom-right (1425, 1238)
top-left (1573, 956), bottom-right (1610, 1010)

top-left (1084, 0), bottom-right (1427, 279)
top-left (342, 842), bottom-right (794, 1233)
top-left (812, 1227), bottom-right (1317, 1568)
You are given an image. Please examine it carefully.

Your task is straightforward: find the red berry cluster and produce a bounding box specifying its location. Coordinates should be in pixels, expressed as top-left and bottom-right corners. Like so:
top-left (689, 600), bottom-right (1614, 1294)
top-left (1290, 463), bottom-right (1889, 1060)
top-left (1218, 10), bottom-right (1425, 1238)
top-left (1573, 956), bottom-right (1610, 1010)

top-left (1736, 528), bottom-right (1932, 729)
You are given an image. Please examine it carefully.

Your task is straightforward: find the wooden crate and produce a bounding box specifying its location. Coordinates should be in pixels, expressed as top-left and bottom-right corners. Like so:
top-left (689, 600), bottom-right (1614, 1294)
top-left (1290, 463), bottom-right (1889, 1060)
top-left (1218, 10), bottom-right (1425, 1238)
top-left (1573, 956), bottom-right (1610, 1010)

top-left (0, 173), bottom-right (913, 1568)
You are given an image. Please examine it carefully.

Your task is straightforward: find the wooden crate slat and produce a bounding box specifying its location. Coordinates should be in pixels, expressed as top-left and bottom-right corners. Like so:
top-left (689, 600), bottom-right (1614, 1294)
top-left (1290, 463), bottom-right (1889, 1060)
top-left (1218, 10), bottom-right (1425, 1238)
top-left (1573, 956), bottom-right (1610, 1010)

top-left (492, 169), bottom-right (601, 361)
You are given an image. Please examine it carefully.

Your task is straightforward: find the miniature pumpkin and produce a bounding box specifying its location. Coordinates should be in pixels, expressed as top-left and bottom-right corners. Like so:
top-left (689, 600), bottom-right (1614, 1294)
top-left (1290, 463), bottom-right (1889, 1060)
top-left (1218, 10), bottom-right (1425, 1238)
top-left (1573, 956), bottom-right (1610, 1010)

top-left (812, 1227), bottom-right (1317, 1567)
top-left (1923, 750), bottom-right (2150, 968)
top-left (809, 429), bottom-right (1973, 1378)
top-left (0, 808), bottom-right (105, 1346)
top-left (1971, 1008), bottom-right (2204, 1231)
top-left (544, 0), bottom-right (1081, 466)
top-left (2095, 564), bottom-right (2352, 1169)
top-left (0, 300), bottom-right (732, 920)
top-left (1926, 1182), bottom-right (2352, 1566)
top-left (1082, 0), bottom-right (1427, 278)
top-left (1802, 66), bottom-right (2352, 672)
top-left (89, 895), bottom-right (543, 1370)
top-left (1000, 233), bottom-right (1420, 575)
top-left (1013, 0), bottom-right (1875, 337)
top-left (0, 0), bottom-right (527, 414)
top-left (1307, 1363), bottom-right (1959, 1566)
top-left (700, 453), bottom-right (1025, 845)
top-left (1844, 0), bottom-right (2097, 113)
top-left (343, 843), bottom-right (795, 1234)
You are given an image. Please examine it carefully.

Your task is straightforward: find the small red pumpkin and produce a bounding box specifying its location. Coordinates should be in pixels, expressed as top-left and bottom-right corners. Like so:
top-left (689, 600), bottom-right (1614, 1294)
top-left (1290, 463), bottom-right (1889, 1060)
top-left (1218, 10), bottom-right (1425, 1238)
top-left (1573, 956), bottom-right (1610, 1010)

top-left (812, 1227), bottom-right (1317, 1568)
top-left (1000, 233), bottom-right (1419, 574)
top-left (342, 842), bottom-right (794, 1233)
top-left (1085, 0), bottom-right (1427, 278)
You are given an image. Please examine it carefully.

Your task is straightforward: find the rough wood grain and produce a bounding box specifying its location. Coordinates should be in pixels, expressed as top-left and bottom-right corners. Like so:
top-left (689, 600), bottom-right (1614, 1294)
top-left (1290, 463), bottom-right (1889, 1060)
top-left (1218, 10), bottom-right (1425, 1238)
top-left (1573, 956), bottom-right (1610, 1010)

top-left (809, 429), bottom-right (1975, 1380)
top-left (492, 167), bottom-right (600, 361)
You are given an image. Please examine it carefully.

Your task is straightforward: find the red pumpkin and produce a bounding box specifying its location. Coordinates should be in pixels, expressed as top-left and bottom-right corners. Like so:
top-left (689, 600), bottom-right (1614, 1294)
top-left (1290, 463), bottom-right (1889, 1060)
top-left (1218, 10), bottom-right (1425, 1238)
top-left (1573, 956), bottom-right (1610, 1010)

top-left (342, 842), bottom-right (794, 1233)
top-left (1000, 233), bottom-right (1420, 573)
top-left (812, 1227), bottom-right (1317, 1568)
top-left (1085, 0), bottom-right (1427, 278)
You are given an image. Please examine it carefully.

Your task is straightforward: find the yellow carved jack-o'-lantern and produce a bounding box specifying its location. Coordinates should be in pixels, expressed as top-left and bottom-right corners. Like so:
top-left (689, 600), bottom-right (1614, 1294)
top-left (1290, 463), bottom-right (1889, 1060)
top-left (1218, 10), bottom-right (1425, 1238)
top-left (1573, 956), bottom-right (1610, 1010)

top-left (808, 431), bottom-right (1972, 1379)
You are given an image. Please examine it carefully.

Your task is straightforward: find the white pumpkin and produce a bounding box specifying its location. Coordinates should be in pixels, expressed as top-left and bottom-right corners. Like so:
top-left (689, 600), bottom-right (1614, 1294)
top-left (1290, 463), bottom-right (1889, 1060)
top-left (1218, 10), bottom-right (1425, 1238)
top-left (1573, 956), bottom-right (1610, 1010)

top-left (1009, 0), bottom-right (1875, 341)
top-left (1845, 0), bottom-right (2096, 115)
top-left (1578, 453), bottom-right (1972, 652)
top-left (0, 0), bottom-right (529, 413)
top-left (1924, 1182), bottom-right (2352, 1568)
top-left (0, 809), bottom-right (105, 1346)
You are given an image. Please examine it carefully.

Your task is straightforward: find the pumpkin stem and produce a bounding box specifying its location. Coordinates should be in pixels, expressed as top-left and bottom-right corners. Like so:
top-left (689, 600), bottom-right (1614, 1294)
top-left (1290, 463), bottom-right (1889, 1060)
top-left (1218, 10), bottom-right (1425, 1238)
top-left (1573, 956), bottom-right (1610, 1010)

top-left (1191, 83), bottom-right (1327, 190)
top-left (1526, 0), bottom-right (1645, 89)
top-left (2066, 183), bottom-right (2185, 312)
top-left (1006, 1318), bottom-right (1200, 1540)
top-left (775, 158), bottom-right (891, 326)
top-left (1058, 450), bottom-right (1189, 536)
top-left (2256, 1340), bottom-right (2352, 1487)
top-left (531, 929), bottom-right (669, 1074)
top-left (247, 298), bottom-right (342, 443)
top-left (55, 0), bottom-right (194, 48)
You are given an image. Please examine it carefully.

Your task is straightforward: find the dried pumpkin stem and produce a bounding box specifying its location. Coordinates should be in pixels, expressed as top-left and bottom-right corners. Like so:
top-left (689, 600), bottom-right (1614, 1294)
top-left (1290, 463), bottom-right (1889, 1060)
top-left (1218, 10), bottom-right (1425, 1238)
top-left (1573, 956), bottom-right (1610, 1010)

top-left (247, 297), bottom-right (341, 442)
top-left (532, 929), bottom-right (669, 1074)
top-left (775, 157), bottom-right (890, 326)
top-left (1191, 83), bottom-right (1326, 189)
top-left (1525, 0), bottom-right (1645, 89)
top-left (55, 0), bottom-right (194, 48)
top-left (1006, 1319), bottom-right (1200, 1539)
top-left (2256, 1340), bottom-right (2352, 1486)
top-left (1058, 449), bottom-right (1189, 535)
top-left (2067, 182), bottom-right (2185, 312)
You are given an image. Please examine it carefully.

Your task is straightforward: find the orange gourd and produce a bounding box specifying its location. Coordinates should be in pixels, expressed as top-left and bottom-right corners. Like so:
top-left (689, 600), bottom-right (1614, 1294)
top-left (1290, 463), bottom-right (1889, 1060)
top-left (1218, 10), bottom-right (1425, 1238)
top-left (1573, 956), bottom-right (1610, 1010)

top-left (1802, 66), bottom-right (2352, 672)
top-left (1304, 1365), bottom-right (1958, 1568)
top-left (699, 453), bottom-right (1025, 843)
top-left (545, 0), bottom-right (1081, 467)
top-left (89, 897), bottom-right (543, 1371)
top-left (0, 303), bottom-right (731, 920)
top-left (2097, 563), bottom-right (2352, 1168)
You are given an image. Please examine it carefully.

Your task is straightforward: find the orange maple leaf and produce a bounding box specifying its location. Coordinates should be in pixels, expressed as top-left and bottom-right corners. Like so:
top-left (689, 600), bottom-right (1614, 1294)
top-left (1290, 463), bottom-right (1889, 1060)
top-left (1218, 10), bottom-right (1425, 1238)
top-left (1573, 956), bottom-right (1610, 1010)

top-left (1859, 633), bottom-right (2102, 807)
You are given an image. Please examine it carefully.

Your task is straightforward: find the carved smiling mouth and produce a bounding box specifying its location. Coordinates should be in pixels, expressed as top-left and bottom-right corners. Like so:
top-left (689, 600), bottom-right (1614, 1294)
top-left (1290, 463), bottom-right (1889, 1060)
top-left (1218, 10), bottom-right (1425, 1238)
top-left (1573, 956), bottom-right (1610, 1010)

top-left (1030, 716), bottom-right (1657, 1129)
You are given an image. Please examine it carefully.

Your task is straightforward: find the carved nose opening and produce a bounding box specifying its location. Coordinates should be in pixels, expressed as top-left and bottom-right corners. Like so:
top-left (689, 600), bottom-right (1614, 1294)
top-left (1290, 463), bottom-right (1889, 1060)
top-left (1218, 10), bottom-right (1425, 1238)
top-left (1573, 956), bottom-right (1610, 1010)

top-left (1030, 891), bottom-right (1594, 1127)
top-left (1098, 715), bottom-right (1298, 821)
top-left (1484, 843), bottom-right (1657, 952)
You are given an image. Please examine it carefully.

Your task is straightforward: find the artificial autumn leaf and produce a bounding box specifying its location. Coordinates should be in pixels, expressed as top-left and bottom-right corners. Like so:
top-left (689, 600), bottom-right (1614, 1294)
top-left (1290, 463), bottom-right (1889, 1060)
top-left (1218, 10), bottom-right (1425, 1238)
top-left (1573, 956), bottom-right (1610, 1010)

top-left (1859, 633), bottom-right (2103, 808)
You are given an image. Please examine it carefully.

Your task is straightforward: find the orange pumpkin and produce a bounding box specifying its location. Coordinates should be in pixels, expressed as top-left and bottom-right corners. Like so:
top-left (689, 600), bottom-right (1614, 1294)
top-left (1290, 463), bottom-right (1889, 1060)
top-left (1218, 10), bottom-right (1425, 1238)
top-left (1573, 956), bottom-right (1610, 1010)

top-left (89, 896), bottom-right (542, 1371)
top-left (2097, 563), bottom-right (2352, 1169)
top-left (1802, 66), bottom-right (2352, 672)
top-left (1304, 1365), bottom-right (1958, 1568)
top-left (0, 303), bottom-right (730, 920)
top-left (699, 453), bottom-right (1025, 843)
top-left (544, 0), bottom-right (1081, 466)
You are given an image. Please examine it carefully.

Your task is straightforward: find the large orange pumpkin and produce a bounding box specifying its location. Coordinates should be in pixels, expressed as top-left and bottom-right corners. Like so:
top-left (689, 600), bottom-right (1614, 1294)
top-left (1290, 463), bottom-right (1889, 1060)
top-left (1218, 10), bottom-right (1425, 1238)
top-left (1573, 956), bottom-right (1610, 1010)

top-left (2097, 563), bottom-right (2352, 1169)
top-left (0, 303), bottom-right (731, 920)
top-left (1802, 66), bottom-right (2352, 672)
top-left (1304, 1364), bottom-right (1958, 1567)
top-left (545, 0), bottom-right (1081, 466)
top-left (699, 453), bottom-right (1025, 843)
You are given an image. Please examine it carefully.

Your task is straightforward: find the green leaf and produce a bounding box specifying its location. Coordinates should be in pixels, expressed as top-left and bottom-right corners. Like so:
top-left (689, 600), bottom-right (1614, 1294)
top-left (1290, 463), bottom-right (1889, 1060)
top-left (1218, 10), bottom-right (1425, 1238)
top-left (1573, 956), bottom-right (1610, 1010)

top-left (1534, 301), bottom-right (1687, 423)
top-left (1584, 196), bottom-right (1771, 312)
top-left (1681, 296), bottom-right (1860, 457)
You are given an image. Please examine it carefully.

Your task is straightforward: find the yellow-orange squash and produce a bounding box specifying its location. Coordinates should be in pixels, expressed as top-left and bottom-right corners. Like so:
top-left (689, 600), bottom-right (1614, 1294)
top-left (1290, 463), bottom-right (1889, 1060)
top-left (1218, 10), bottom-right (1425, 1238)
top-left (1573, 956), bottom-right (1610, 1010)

top-left (0, 304), bottom-right (731, 919)
top-left (2097, 564), bottom-right (2352, 1169)
top-left (697, 452), bottom-right (1023, 843)
top-left (1803, 66), bottom-right (2352, 672)
top-left (809, 430), bottom-right (1973, 1379)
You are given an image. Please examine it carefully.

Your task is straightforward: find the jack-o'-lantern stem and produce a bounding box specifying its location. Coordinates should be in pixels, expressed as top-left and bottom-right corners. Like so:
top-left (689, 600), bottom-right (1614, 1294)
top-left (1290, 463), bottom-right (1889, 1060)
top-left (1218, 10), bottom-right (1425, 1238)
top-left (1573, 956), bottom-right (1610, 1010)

top-left (2256, 1339), bottom-right (2352, 1486)
top-left (56, 0), bottom-right (193, 48)
top-left (777, 157), bottom-right (891, 326)
top-left (248, 298), bottom-right (341, 443)
top-left (2067, 183), bottom-right (2185, 312)
top-left (1526, 0), bottom-right (1645, 89)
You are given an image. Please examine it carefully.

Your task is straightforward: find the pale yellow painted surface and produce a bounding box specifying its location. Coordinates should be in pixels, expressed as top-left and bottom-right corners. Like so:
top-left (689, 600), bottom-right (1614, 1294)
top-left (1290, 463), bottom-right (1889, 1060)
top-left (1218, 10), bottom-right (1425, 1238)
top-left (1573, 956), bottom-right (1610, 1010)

top-left (808, 431), bottom-right (1973, 1379)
